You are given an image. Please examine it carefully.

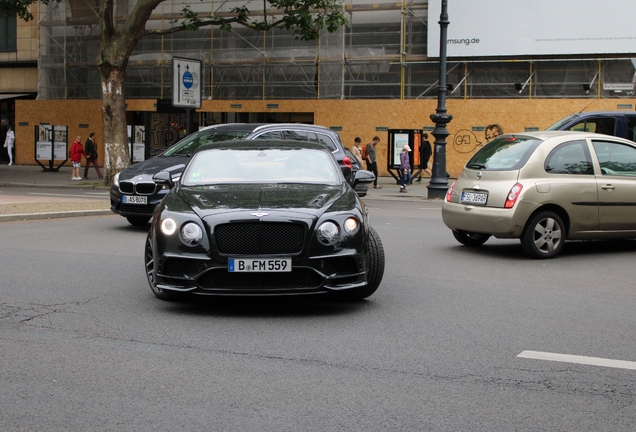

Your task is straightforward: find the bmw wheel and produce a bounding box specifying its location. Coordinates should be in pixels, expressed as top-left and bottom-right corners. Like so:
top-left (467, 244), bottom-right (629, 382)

top-left (521, 211), bottom-right (565, 259)
top-left (145, 233), bottom-right (181, 300)
top-left (452, 230), bottom-right (491, 247)
top-left (127, 216), bottom-right (151, 226)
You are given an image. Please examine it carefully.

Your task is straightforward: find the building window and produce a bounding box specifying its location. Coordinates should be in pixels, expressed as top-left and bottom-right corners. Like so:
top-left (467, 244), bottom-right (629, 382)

top-left (0, 9), bottom-right (16, 52)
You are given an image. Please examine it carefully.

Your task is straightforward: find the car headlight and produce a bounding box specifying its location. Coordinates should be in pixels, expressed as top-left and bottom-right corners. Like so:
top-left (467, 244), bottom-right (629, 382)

top-left (180, 222), bottom-right (203, 246)
top-left (113, 172), bottom-right (120, 187)
top-left (343, 217), bottom-right (359, 234)
top-left (318, 221), bottom-right (340, 245)
top-left (160, 218), bottom-right (177, 236)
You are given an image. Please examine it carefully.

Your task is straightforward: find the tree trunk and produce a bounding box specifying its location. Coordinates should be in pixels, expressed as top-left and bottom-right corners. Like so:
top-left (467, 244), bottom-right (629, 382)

top-left (101, 67), bottom-right (130, 184)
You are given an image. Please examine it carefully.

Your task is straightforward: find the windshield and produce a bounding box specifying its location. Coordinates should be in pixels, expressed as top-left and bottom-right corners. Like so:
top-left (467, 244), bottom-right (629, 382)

top-left (181, 148), bottom-right (341, 185)
top-left (546, 114), bottom-right (578, 131)
top-left (466, 136), bottom-right (542, 170)
top-left (162, 129), bottom-right (251, 157)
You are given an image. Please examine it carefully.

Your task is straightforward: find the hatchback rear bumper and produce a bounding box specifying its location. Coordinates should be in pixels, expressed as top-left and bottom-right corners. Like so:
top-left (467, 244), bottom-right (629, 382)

top-left (442, 202), bottom-right (526, 238)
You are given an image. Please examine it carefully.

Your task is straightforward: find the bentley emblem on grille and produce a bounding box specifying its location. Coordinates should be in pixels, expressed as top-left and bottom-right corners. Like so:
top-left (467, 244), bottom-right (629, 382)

top-left (251, 212), bottom-right (269, 217)
top-left (476, 171), bottom-right (483, 179)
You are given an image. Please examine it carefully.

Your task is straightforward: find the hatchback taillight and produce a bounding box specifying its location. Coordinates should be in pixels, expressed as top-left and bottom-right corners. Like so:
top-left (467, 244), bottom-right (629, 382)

top-left (445, 181), bottom-right (456, 202)
top-left (343, 156), bottom-right (352, 168)
top-left (504, 183), bottom-right (523, 208)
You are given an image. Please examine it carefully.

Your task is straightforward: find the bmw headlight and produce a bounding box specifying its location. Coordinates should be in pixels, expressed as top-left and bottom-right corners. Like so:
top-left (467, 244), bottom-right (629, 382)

top-left (180, 222), bottom-right (203, 246)
top-left (343, 217), bottom-right (359, 234)
top-left (318, 221), bottom-right (340, 245)
top-left (113, 172), bottom-right (120, 187)
top-left (160, 218), bottom-right (177, 236)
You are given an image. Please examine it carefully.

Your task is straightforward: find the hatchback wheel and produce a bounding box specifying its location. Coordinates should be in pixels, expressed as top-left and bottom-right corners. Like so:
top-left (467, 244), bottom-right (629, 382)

top-left (521, 211), bottom-right (565, 259)
top-left (452, 230), bottom-right (490, 247)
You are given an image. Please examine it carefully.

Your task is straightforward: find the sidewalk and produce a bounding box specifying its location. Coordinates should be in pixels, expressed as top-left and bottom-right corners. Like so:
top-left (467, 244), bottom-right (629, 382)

top-left (0, 164), bottom-right (112, 222)
top-left (0, 164), bottom-right (442, 221)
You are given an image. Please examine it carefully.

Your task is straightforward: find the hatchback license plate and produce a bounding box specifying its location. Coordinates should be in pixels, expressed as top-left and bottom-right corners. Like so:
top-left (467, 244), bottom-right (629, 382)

top-left (461, 191), bottom-right (487, 205)
top-left (228, 258), bottom-right (291, 272)
top-left (122, 195), bottom-right (147, 205)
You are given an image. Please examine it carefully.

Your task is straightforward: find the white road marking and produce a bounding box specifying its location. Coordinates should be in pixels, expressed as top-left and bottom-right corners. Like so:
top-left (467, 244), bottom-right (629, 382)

top-left (518, 350), bottom-right (636, 371)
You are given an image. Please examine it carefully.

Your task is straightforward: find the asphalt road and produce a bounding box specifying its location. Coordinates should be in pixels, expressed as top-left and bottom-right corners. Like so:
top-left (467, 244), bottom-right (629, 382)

top-left (1, 202), bottom-right (636, 431)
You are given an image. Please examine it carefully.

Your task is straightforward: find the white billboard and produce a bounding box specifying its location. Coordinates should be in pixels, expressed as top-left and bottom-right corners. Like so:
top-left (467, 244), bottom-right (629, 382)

top-left (428, 0), bottom-right (636, 57)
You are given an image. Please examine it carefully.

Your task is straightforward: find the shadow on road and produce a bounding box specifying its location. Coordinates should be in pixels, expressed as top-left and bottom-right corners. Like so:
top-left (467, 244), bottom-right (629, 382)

top-left (151, 293), bottom-right (378, 318)
top-left (445, 238), bottom-right (636, 260)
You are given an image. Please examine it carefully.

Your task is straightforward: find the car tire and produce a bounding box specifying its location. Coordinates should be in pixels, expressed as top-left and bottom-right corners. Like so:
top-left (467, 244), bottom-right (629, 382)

top-left (520, 211), bottom-right (565, 259)
top-left (145, 233), bottom-right (182, 301)
top-left (127, 216), bottom-right (151, 226)
top-left (340, 225), bottom-right (385, 300)
top-left (452, 230), bottom-right (490, 247)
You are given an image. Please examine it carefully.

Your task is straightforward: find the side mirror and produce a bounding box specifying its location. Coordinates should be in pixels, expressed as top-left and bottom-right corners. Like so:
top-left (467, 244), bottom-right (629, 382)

top-left (153, 170), bottom-right (174, 189)
top-left (352, 169), bottom-right (375, 185)
top-left (351, 170), bottom-right (375, 196)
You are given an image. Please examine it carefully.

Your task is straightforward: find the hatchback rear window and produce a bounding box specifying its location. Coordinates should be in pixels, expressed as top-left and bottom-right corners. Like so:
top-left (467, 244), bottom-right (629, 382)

top-left (466, 136), bottom-right (542, 171)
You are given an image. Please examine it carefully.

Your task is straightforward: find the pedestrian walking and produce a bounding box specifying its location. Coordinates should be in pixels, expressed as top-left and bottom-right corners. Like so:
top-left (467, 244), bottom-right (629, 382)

top-left (4, 126), bottom-right (14, 165)
top-left (365, 136), bottom-right (381, 189)
top-left (351, 137), bottom-right (364, 165)
top-left (83, 132), bottom-right (103, 179)
top-left (69, 135), bottom-right (86, 180)
top-left (416, 132), bottom-right (432, 182)
top-left (399, 144), bottom-right (412, 192)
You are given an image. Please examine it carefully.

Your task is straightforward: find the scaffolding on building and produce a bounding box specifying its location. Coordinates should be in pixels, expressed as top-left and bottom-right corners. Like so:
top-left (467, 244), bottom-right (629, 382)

top-left (37, 0), bottom-right (636, 101)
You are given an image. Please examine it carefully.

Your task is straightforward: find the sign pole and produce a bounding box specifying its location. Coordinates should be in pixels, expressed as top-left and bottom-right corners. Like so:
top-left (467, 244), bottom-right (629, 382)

top-left (427, 0), bottom-right (452, 199)
top-left (172, 57), bottom-right (202, 137)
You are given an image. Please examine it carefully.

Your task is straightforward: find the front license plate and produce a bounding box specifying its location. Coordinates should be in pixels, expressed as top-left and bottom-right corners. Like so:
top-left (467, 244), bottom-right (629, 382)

top-left (228, 258), bottom-right (292, 272)
top-left (122, 195), bottom-right (147, 205)
top-left (461, 191), bottom-right (488, 205)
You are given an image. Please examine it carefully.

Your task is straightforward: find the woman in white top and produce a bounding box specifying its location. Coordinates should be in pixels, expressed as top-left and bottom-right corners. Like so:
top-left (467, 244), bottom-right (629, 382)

top-left (5, 126), bottom-right (14, 165)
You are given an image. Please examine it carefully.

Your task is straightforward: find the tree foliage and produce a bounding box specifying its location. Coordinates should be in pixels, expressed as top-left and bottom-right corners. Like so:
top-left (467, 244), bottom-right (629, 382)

top-left (3, 0), bottom-right (346, 41)
top-left (0, 0), bottom-right (347, 182)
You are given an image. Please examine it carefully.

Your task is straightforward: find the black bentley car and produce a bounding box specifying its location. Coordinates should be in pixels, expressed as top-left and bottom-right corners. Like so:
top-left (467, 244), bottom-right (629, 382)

top-left (144, 140), bottom-right (384, 300)
top-left (112, 123), bottom-right (361, 226)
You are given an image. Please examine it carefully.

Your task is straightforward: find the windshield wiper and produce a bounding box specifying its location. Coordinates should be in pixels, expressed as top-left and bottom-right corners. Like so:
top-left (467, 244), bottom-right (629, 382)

top-left (466, 163), bottom-right (487, 169)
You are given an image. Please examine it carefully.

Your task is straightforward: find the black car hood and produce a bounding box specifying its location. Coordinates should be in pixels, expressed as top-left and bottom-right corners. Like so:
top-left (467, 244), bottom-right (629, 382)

top-left (118, 156), bottom-right (189, 181)
top-left (172, 183), bottom-right (355, 218)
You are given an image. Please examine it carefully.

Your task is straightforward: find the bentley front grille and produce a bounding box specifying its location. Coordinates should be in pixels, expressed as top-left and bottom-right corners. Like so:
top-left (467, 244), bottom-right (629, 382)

top-left (197, 268), bottom-right (322, 289)
top-left (162, 258), bottom-right (198, 276)
top-left (215, 222), bottom-right (305, 255)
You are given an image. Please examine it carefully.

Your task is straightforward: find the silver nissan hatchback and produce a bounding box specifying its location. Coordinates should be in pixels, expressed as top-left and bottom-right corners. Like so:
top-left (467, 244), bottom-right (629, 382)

top-left (442, 131), bottom-right (636, 258)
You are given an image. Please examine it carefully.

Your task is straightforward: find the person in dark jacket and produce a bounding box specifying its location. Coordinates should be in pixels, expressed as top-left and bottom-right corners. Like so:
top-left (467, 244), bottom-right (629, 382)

top-left (83, 132), bottom-right (103, 180)
top-left (416, 133), bottom-right (433, 182)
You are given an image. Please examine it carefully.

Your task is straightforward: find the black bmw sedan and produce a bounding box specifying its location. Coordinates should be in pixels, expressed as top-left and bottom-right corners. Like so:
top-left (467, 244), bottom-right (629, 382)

top-left (144, 140), bottom-right (384, 301)
top-left (112, 123), bottom-right (360, 226)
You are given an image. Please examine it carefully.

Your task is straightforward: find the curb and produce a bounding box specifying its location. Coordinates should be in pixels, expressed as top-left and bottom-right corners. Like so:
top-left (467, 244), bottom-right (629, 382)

top-left (0, 209), bottom-right (113, 223)
top-left (0, 182), bottom-right (108, 190)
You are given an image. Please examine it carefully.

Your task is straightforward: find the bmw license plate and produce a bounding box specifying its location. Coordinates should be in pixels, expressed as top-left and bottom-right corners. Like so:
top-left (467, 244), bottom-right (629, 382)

top-left (461, 191), bottom-right (487, 205)
top-left (122, 195), bottom-right (147, 204)
top-left (228, 258), bottom-right (292, 272)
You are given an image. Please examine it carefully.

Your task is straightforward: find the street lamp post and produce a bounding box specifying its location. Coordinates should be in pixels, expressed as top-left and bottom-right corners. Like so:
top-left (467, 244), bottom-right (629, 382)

top-left (427, 0), bottom-right (452, 199)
